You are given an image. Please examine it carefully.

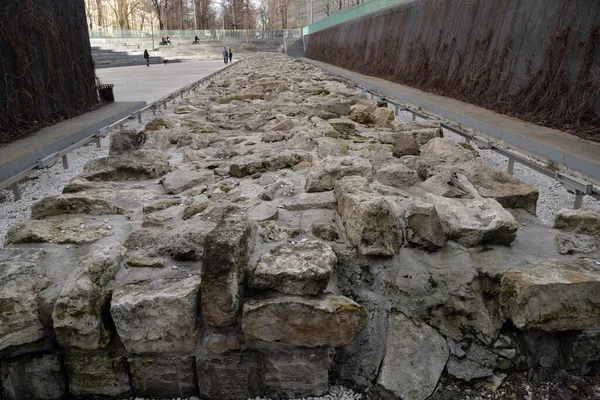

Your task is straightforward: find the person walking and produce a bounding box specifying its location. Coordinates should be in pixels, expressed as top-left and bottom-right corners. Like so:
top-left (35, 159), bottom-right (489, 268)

top-left (222, 46), bottom-right (228, 64)
top-left (143, 49), bottom-right (150, 67)
top-left (228, 48), bottom-right (233, 63)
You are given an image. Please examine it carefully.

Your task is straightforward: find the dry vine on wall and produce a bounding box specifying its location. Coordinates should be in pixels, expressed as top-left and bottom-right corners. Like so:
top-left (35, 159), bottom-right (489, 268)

top-left (0, 0), bottom-right (98, 143)
top-left (306, 0), bottom-right (600, 142)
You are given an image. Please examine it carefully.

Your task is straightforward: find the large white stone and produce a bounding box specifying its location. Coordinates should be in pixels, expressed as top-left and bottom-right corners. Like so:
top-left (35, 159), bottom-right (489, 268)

top-left (377, 314), bottom-right (449, 400)
top-left (110, 276), bottom-right (201, 353)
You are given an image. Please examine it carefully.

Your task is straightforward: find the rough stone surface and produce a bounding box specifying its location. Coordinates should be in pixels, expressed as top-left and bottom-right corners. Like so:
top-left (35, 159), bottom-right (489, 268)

top-left (264, 348), bottom-right (332, 398)
top-left (4, 218), bottom-right (112, 245)
top-left (555, 233), bottom-right (598, 255)
top-left (377, 314), bottom-right (449, 400)
top-left (196, 350), bottom-right (263, 399)
top-left (446, 342), bottom-right (498, 381)
top-left (553, 208), bottom-right (600, 236)
top-left (392, 134), bottom-right (420, 157)
top-left (66, 350), bottom-right (130, 397)
top-left (426, 193), bottom-right (518, 247)
top-left (53, 244), bottom-right (126, 350)
top-left (82, 149), bottom-right (170, 181)
top-left (500, 258), bottom-right (600, 331)
top-left (142, 198), bottom-right (181, 214)
top-left (0, 249), bottom-right (50, 351)
top-left (229, 151), bottom-right (311, 178)
top-left (161, 169), bottom-right (215, 194)
top-left (402, 200), bottom-right (446, 250)
top-left (242, 295), bottom-right (368, 347)
top-left (109, 129), bottom-right (147, 155)
top-left (306, 156), bottom-right (372, 192)
top-left (145, 117), bottom-right (174, 131)
top-left (311, 222), bottom-right (339, 241)
top-left (201, 215), bottom-right (256, 327)
top-left (282, 191), bottom-right (337, 210)
top-left (372, 107), bottom-right (394, 126)
top-left (31, 194), bottom-right (124, 219)
top-left (1, 354), bottom-right (66, 400)
top-left (335, 176), bottom-right (402, 256)
top-left (421, 137), bottom-right (476, 163)
top-left (129, 355), bottom-right (197, 398)
top-left (250, 241), bottom-right (336, 295)
top-left (376, 163), bottom-right (419, 187)
top-left (247, 202), bottom-right (279, 222)
top-left (110, 276), bottom-right (201, 353)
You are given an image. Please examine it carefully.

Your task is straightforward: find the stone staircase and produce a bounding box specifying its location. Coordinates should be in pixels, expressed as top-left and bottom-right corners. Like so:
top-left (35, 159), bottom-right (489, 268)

top-left (92, 46), bottom-right (166, 69)
top-left (286, 38), bottom-right (305, 58)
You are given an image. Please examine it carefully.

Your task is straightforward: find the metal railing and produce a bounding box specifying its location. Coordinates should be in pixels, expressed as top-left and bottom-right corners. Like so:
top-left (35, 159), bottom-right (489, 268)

top-left (0, 61), bottom-right (241, 201)
top-left (89, 28), bottom-right (302, 40)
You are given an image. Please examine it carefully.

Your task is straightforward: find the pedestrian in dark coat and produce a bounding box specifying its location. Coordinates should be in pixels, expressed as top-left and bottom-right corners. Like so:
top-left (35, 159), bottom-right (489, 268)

top-left (143, 49), bottom-right (150, 67)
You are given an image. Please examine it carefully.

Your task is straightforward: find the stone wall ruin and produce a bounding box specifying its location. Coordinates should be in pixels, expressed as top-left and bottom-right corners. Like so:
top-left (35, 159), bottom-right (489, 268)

top-left (1, 54), bottom-right (600, 399)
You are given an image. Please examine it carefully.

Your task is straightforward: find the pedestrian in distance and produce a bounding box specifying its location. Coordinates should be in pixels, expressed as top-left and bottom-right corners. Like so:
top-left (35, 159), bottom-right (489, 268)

top-left (166, 35), bottom-right (172, 45)
top-left (194, 35), bottom-right (199, 44)
top-left (222, 47), bottom-right (228, 64)
top-left (143, 49), bottom-right (150, 67)
top-left (228, 48), bottom-right (233, 63)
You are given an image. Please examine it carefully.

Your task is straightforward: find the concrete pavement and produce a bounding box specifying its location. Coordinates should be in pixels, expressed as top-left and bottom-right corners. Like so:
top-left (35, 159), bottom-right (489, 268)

top-left (95, 60), bottom-right (231, 103)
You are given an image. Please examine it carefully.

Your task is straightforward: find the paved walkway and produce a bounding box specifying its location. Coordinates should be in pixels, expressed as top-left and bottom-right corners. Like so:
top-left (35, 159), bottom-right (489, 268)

top-left (96, 60), bottom-right (231, 103)
top-left (305, 59), bottom-right (600, 184)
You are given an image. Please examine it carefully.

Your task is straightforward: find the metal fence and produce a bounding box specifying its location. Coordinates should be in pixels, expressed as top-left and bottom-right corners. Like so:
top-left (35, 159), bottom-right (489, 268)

top-left (303, 0), bottom-right (410, 35)
top-left (89, 29), bottom-right (302, 40)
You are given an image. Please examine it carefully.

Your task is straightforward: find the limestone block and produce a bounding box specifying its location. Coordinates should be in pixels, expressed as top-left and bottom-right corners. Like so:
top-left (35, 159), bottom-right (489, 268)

top-left (402, 200), bottom-right (446, 250)
top-left (247, 202), bottom-right (279, 222)
top-left (4, 218), bottom-right (112, 245)
top-left (315, 137), bottom-right (349, 158)
top-left (82, 149), bottom-right (170, 181)
top-left (229, 151), bottom-right (311, 178)
top-left (1, 354), bottom-right (66, 400)
top-left (0, 249), bottom-right (50, 351)
top-left (314, 98), bottom-right (351, 116)
top-left (174, 105), bottom-right (199, 114)
top-left (273, 118), bottom-right (294, 131)
top-left (264, 348), bottom-right (332, 398)
top-left (129, 355), bottom-right (197, 398)
top-left (31, 194), bottom-right (124, 219)
top-left (242, 295), bottom-right (368, 347)
top-left (161, 169), bottom-right (215, 194)
top-left (500, 258), bottom-right (600, 331)
top-left (66, 350), bottom-right (130, 397)
top-left (145, 117), bottom-right (174, 131)
top-left (327, 119), bottom-right (358, 138)
top-left (142, 198), bottom-right (181, 214)
top-left (392, 134), bottom-right (420, 157)
top-left (109, 129), bottom-right (147, 155)
top-left (203, 331), bottom-right (242, 354)
top-left (554, 208), bottom-right (600, 236)
top-left (110, 276), bottom-right (201, 353)
top-left (201, 216), bottom-right (256, 327)
top-left (53, 244), bottom-right (126, 350)
top-left (197, 350), bottom-right (263, 399)
top-left (421, 137), bottom-right (476, 164)
top-left (372, 107), bottom-right (394, 126)
top-left (426, 193), bottom-right (518, 247)
top-left (305, 156), bottom-right (372, 193)
top-left (250, 241), bottom-right (336, 295)
top-left (459, 162), bottom-right (539, 214)
top-left (377, 314), bottom-right (449, 400)
top-left (376, 163), bottom-right (419, 187)
top-left (555, 233), bottom-right (598, 255)
top-left (335, 176), bottom-right (402, 256)
top-left (563, 330), bottom-right (600, 375)
top-left (262, 132), bottom-right (286, 143)
top-left (281, 192), bottom-right (337, 211)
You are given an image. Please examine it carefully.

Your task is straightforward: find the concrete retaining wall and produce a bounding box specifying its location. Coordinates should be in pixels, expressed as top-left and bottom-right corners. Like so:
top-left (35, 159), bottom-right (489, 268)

top-left (305, 0), bottom-right (600, 142)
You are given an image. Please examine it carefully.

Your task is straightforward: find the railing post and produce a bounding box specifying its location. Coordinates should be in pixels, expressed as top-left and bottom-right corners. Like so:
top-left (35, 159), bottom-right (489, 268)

top-left (507, 158), bottom-right (515, 175)
top-left (574, 191), bottom-right (584, 210)
top-left (11, 182), bottom-right (21, 201)
top-left (95, 137), bottom-right (102, 148)
top-left (62, 155), bottom-right (69, 170)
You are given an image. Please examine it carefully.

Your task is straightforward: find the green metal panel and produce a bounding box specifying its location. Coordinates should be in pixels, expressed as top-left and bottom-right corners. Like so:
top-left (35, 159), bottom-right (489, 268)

top-left (303, 0), bottom-right (411, 35)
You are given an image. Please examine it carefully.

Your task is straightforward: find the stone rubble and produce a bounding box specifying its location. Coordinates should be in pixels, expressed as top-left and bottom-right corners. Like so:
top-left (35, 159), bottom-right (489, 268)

top-left (0, 54), bottom-right (599, 400)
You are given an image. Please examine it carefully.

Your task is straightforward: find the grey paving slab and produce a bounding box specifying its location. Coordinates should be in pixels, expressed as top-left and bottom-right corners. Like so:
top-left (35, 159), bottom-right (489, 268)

top-left (305, 59), bottom-right (600, 184)
top-left (95, 60), bottom-right (230, 103)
